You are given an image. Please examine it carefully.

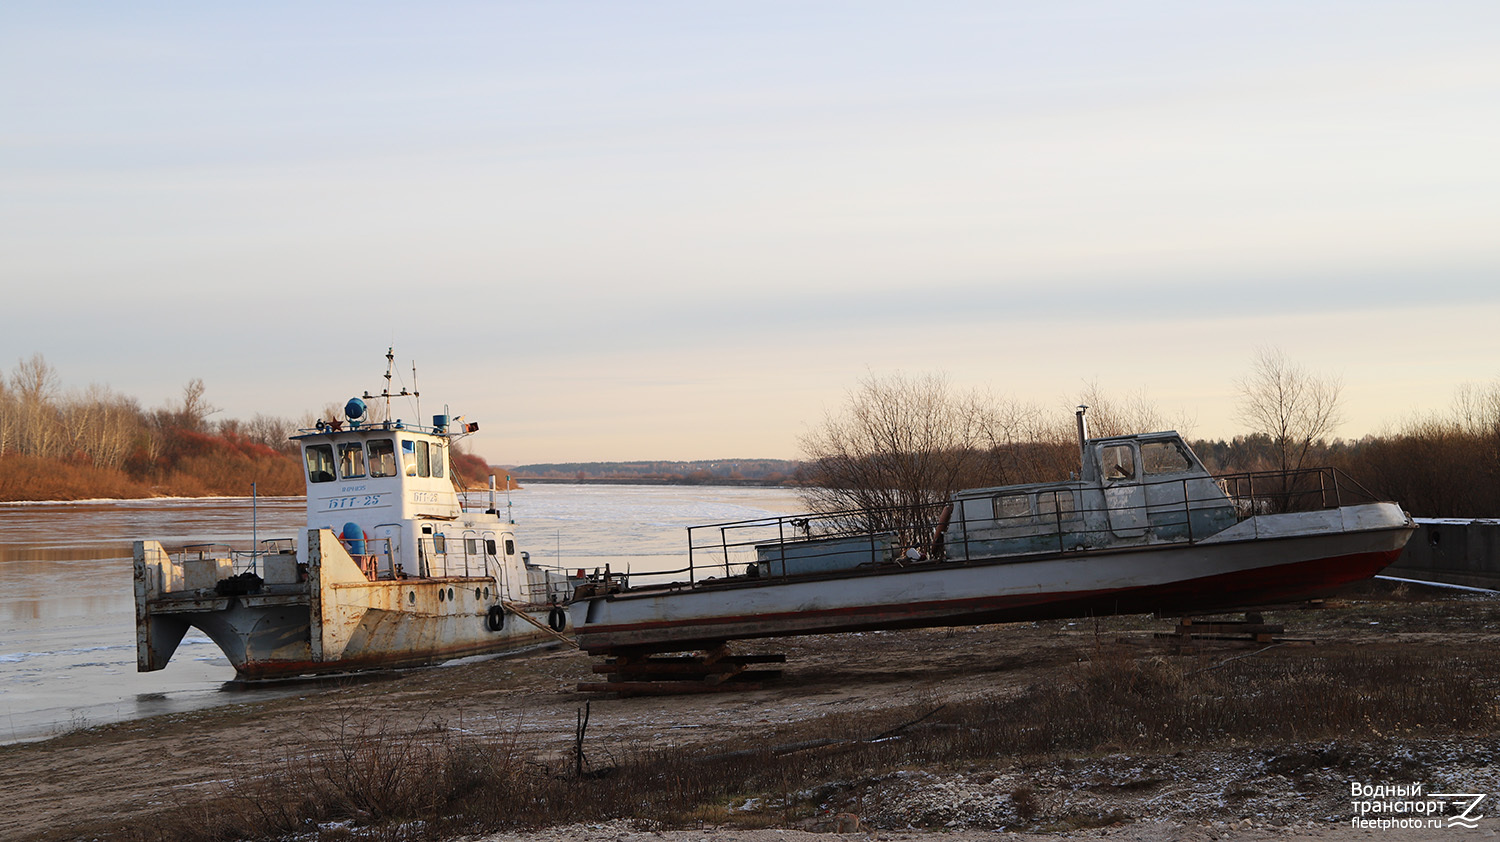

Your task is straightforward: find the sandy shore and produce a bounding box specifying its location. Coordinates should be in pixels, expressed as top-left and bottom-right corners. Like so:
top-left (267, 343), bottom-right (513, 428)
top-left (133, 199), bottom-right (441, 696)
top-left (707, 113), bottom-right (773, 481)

top-left (4, 584), bottom-right (1498, 840)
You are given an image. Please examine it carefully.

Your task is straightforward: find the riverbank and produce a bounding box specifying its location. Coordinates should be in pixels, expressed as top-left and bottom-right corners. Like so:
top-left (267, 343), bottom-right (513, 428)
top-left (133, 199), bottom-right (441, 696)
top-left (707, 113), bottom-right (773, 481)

top-left (6, 580), bottom-right (1498, 841)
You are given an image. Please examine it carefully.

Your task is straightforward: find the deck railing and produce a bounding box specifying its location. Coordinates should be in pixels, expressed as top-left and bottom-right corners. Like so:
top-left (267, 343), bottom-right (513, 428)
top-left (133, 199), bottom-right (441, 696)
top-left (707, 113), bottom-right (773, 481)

top-left (651, 467), bottom-right (1384, 589)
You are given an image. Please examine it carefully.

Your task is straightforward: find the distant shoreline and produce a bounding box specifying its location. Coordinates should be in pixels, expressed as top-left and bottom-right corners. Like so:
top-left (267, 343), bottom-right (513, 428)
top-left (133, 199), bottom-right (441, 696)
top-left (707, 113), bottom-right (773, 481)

top-left (509, 476), bottom-right (800, 488)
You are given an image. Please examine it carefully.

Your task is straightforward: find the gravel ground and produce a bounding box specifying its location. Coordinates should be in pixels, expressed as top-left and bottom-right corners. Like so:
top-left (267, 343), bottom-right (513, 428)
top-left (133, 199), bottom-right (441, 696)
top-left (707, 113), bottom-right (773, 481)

top-left (5, 581), bottom-right (1500, 841)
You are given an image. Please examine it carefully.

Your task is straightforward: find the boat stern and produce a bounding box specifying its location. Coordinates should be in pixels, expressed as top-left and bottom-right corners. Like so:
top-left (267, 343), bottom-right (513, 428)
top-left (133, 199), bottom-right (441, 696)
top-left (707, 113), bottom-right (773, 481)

top-left (132, 539), bottom-right (311, 673)
top-left (133, 541), bottom-right (190, 671)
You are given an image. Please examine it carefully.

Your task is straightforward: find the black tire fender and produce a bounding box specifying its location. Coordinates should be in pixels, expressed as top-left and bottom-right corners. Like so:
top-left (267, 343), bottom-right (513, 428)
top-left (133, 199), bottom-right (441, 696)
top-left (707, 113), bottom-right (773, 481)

top-left (548, 606), bottom-right (567, 632)
top-left (486, 604), bottom-right (505, 632)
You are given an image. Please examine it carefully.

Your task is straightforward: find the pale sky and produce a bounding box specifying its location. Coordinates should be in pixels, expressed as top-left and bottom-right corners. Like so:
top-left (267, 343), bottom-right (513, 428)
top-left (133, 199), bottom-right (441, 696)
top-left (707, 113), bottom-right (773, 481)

top-left (3, 2), bottom-right (1498, 464)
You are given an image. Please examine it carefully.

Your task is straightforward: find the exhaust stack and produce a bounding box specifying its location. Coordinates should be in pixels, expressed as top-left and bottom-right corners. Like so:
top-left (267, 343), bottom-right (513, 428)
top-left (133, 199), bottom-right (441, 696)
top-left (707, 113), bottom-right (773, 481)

top-left (1075, 405), bottom-right (1089, 473)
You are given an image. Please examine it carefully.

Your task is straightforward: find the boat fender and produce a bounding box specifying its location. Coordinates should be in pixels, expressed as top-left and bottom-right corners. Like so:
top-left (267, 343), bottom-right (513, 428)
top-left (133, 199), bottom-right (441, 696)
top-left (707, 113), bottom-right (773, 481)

top-left (486, 604), bottom-right (505, 632)
top-left (548, 606), bottom-right (567, 632)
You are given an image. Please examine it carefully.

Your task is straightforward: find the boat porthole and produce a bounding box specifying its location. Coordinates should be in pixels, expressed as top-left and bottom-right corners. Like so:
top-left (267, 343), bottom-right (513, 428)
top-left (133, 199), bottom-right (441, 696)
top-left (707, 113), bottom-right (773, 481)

top-left (548, 606), bottom-right (567, 632)
top-left (486, 604), bottom-right (505, 632)
top-left (438, 588), bottom-right (445, 602)
top-left (448, 587), bottom-right (454, 601)
top-left (484, 587), bottom-right (490, 599)
top-left (408, 591), bottom-right (415, 604)
top-left (474, 588), bottom-right (482, 601)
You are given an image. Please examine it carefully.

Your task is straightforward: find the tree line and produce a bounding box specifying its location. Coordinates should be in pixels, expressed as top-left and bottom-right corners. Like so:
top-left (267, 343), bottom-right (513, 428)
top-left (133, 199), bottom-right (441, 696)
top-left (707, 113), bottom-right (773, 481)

top-left (0, 355), bottom-right (303, 500)
top-left (797, 350), bottom-right (1500, 520)
top-left (511, 459), bottom-right (799, 484)
top-left (4, 350), bottom-right (1498, 515)
top-left (0, 354), bottom-right (491, 501)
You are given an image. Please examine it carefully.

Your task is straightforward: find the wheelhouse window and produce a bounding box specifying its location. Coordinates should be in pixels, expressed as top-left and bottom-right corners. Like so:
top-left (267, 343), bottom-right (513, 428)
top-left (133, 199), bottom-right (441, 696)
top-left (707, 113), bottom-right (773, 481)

top-left (416, 440), bottom-right (431, 477)
top-left (431, 443), bottom-right (445, 478)
top-left (338, 442), bottom-right (367, 479)
top-left (401, 440), bottom-right (418, 476)
top-left (368, 439), bottom-right (397, 477)
top-left (993, 494), bottom-right (1031, 522)
top-left (1101, 444), bottom-right (1136, 481)
top-left (304, 445), bottom-right (335, 483)
top-left (1142, 440), bottom-right (1194, 475)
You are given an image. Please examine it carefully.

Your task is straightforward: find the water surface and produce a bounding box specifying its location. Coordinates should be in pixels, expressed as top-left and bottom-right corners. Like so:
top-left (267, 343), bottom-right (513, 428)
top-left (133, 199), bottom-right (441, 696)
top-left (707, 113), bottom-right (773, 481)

top-left (0, 485), bottom-right (804, 743)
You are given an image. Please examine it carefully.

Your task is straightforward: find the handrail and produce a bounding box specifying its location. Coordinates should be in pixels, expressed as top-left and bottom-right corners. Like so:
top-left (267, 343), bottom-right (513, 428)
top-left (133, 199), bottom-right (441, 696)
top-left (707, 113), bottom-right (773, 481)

top-left (647, 466), bottom-right (1386, 590)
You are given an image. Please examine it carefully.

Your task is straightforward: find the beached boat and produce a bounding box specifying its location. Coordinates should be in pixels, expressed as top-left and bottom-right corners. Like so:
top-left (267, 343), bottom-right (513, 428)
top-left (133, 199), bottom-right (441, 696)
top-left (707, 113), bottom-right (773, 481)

top-left (570, 416), bottom-right (1415, 656)
top-left (133, 355), bottom-right (574, 680)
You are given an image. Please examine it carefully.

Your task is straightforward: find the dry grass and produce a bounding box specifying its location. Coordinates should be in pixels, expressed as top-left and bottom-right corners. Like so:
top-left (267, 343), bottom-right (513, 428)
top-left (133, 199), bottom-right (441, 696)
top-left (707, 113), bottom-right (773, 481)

top-left (60, 642), bottom-right (1500, 842)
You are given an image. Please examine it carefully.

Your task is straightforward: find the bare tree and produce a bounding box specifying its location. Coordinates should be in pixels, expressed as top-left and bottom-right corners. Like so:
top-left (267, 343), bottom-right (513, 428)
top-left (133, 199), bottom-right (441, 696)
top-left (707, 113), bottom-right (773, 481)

top-left (1075, 382), bottom-right (1193, 439)
top-left (177, 378), bottom-right (218, 431)
top-left (61, 385), bottom-right (141, 468)
top-left (1236, 347), bottom-right (1343, 476)
top-left (0, 378), bottom-right (11, 455)
top-left (246, 413), bottom-right (299, 452)
top-left (799, 372), bottom-right (993, 535)
top-left (11, 354), bottom-right (61, 458)
top-left (973, 397), bottom-right (1076, 486)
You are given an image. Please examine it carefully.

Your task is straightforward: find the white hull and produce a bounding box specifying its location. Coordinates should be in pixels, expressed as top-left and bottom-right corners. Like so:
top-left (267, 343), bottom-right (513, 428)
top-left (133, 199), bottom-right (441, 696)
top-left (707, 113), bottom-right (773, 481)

top-left (572, 503), bottom-right (1414, 654)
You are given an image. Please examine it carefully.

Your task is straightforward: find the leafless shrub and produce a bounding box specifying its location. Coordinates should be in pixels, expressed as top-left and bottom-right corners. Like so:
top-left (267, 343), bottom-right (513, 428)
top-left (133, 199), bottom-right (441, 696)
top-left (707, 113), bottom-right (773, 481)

top-left (1339, 378), bottom-right (1500, 516)
top-left (797, 373), bottom-right (1077, 536)
top-left (1010, 785), bottom-right (1038, 822)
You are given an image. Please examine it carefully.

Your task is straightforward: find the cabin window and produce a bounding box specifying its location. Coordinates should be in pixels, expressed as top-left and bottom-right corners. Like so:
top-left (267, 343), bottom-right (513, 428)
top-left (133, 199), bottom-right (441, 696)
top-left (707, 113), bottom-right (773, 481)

top-left (505, 538), bottom-right (515, 556)
top-left (416, 441), bottom-right (431, 477)
top-left (1037, 489), bottom-right (1078, 520)
top-left (432, 533), bottom-right (446, 554)
top-left (465, 537), bottom-right (479, 555)
top-left (993, 494), bottom-right (1031, 522)
top-left (304, 445), bottom-right (336, 483)
top-left (338, 442), bottom-right (367, 479)
top-left (1101, 444), bottom-right (1136, 481)
top-left (401, 440), bottom-right (419, 476)
top-left (1142, 440), bottom-right (1193, 475)
top-left (432, 443), bottom-right (445, 478)
top-left (485, 539), bottom-right (497, 555)
top-left (368, 439), bottom-right (397, 477)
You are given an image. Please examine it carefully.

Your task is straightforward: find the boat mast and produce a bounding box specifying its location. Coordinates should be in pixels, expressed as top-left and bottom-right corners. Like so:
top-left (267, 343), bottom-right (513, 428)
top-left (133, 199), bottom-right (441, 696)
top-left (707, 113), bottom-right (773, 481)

top-left (363, 347), bottom-right (418, 425)
top-left (411, 361), bottom-right (421, 425)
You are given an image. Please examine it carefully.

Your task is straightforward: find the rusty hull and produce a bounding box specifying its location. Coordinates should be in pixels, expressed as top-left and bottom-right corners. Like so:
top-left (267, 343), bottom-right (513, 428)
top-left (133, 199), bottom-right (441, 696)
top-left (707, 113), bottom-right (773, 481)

top-left (134, 529), bottom-right (561, 680)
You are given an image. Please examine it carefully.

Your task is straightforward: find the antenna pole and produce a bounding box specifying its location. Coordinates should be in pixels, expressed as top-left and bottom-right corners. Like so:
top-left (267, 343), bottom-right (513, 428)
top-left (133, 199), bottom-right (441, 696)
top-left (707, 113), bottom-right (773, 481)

top-left (383, 347), bottom-right (395, 419)
top-left (251, 481), bottom-right (259, 575)
top-left (412, 362), bottom-right (421, 427)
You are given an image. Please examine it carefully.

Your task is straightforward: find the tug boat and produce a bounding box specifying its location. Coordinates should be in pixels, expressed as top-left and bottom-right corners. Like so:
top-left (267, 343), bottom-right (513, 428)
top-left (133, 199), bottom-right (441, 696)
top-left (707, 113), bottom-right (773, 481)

top-left (571, 414), bottom-right (1415, 656)
top-left (133, 356), bottom-right (573, 680)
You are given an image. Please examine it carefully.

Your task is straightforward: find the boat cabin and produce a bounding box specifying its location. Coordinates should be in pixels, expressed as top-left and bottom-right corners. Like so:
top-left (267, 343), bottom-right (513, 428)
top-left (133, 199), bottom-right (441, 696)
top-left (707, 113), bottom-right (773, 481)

top-left (945, 431), bottom-right (1238, 560)
top-left (292, 402), bottom-right (520, 583)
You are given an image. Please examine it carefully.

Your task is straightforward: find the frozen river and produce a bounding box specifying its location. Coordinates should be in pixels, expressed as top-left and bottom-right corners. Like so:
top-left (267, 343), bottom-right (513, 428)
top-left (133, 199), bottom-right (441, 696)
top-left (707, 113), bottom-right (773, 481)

top-left (0, 484), bottom-right (805, 743)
